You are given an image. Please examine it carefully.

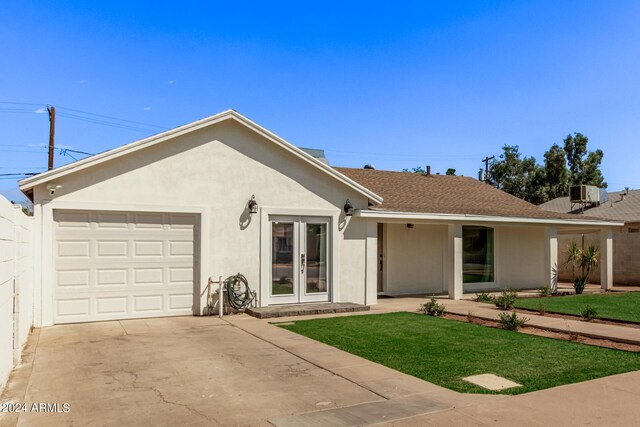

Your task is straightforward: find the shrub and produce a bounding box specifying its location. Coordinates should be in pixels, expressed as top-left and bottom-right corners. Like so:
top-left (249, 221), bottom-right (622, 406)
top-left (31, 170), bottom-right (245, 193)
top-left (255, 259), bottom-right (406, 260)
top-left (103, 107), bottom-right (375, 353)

top-left (421, 297), bottom-right (445, 317)
top-left (538, 286), bottom-right (551, 297)
top-left (493, 289), bottom-right (518, 310)
top-left (537, 302), bottom-right (546, 316)
top-left (580, 305), bottom-right (599, 321)
top-left (497, 312), bottom-right (528, 331)
top-left (475, 291), bottom-right (494, 303)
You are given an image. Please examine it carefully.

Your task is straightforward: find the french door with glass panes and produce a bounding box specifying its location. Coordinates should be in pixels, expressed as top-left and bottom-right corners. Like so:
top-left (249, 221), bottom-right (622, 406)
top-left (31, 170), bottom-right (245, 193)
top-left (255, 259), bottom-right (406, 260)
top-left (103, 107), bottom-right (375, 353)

top-left (270, 216), bottom-right (330, 304)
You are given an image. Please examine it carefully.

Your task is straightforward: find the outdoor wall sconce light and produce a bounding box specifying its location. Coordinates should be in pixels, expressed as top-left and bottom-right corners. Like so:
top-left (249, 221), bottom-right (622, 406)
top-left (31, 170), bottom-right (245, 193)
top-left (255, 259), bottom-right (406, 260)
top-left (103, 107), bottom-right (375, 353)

top-left (248, 195), bottom-right (258, 214)
top-left (344, 199), bottom-right (354, 216)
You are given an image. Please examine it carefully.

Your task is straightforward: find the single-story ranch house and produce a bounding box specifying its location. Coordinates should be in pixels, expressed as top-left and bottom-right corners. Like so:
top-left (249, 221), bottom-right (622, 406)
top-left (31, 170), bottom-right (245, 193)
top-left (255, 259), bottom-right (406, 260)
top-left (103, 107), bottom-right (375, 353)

top-left (19, 110), bottom-right (621, 326)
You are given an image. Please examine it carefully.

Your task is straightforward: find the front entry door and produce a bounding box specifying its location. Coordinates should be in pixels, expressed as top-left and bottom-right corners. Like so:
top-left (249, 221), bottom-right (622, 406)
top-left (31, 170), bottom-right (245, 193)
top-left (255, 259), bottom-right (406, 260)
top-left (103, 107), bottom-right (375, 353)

top-left (270, 216), bottom-right (330, 304)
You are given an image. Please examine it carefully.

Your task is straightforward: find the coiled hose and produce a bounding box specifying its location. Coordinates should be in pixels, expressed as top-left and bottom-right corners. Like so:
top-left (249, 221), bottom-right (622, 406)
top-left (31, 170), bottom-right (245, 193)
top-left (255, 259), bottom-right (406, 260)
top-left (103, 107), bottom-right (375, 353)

top-left (224, 273), bottom-right (255, 311)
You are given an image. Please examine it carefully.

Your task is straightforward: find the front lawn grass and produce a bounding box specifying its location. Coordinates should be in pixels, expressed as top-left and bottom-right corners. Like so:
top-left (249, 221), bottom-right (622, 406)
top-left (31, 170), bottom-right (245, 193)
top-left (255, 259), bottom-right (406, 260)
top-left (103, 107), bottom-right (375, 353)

top-left (514, 292), bottom-right (640, 323)
top-left (280, 312), bottom-right (640, 395)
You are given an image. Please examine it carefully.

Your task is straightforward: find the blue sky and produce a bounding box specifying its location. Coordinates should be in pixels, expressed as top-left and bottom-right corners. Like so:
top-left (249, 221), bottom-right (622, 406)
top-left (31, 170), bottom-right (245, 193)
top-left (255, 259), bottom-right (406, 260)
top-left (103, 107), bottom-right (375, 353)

top-left (2, 1), bottom-right (640, 203)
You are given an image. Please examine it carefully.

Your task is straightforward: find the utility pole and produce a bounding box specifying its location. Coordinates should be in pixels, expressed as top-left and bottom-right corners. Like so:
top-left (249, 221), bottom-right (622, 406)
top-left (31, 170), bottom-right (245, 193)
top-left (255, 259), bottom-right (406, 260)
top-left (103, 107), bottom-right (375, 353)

top-left (47, 105), bottom-right (56, 170)
top-left (482, 155), bottom-right (494, 184)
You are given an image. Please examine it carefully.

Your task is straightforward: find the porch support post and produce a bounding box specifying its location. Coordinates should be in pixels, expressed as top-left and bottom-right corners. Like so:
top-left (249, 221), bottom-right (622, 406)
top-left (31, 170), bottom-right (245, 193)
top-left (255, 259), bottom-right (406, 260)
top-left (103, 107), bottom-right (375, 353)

top-left (447, 224), bottom-right (463, 299)
top-left (364, 220), bottom-right (378, 305)
top-left (600, 227), bottom-right (613, 290)
top-left (544, 226), bottom-right (558, 293)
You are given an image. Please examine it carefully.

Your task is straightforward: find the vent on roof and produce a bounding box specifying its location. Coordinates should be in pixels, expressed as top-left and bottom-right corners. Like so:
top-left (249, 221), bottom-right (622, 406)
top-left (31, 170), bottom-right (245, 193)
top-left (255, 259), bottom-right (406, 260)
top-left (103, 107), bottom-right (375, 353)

top-left (364, 164), bottom-right (375, 169)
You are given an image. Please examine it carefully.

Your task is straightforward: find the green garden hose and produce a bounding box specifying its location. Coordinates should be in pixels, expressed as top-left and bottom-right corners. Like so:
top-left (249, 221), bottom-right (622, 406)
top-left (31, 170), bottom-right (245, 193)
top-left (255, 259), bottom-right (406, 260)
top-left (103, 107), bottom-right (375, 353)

top-left (224, 273), bottom-right (255, 311)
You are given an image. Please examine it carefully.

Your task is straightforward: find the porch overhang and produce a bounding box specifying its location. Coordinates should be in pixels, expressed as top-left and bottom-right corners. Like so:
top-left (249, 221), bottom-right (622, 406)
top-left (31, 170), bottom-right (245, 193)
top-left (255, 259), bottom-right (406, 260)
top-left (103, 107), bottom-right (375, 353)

top-left (355, 209), bottom-right (623, 228)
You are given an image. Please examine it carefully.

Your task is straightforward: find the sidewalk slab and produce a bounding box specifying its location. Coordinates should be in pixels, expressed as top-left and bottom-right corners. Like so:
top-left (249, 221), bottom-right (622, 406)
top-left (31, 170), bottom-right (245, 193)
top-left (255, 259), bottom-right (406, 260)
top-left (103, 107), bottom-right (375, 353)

top-left (269, 394), bottom-right (450, 427)
top-left (443, 299), bottom-right (640, 345)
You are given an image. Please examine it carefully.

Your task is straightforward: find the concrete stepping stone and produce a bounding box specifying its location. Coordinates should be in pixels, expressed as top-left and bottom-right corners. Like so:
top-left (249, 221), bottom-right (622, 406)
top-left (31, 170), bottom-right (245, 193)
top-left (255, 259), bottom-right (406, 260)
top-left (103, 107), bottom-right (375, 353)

top-left (463, 373), bottom-right (522, 391)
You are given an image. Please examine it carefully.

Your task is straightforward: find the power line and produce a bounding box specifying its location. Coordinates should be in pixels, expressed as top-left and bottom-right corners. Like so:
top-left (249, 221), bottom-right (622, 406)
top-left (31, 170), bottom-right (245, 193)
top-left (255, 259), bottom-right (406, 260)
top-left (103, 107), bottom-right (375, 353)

top-left (0, 108), bottom-right (42, 114)
top-left (0, 101), bottom-right (46, 106)
top-left (57, 106), bottom-right (166, 129)
top-left (56, 111), bottom-right (162, 133)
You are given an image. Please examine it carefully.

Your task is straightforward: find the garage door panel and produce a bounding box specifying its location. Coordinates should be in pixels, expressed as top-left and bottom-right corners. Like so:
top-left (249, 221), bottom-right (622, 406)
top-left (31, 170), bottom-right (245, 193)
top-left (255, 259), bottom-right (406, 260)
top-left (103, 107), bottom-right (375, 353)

top-left (133, 213), bottom-right (164, 228)
top-left (134, 268), bottom-right (163, 285)
top-left (57, 298), bottom-right (91, 317)
top-left (134, 295), bottom-right (164, 312)
top-left (96, 296), bottom-right (128, 315)
top-left (96, 212), bottom-right (129, 228)
top-left (58, 240), bottom-right (90, 257)
top-left (96, 240), bottom-right (128, 257)
top-left (57, 270), bottom-right (91, 287)
top-left (134, 240), bottom-right (164, 257)
top-left (53, 209), bottom-right (197, 323)
top-left (169, 214), bottom-right (197, 229)
top-left (169, 267), bottom-right (193, 283)
top-left (96, 269), bottom-right (128, 286)
top-left (169, 294), bottom-right (193, 310)
top-left (56, 211), bottom-right (91, 228)
top-left (169, 240), bottom-right (194, 256)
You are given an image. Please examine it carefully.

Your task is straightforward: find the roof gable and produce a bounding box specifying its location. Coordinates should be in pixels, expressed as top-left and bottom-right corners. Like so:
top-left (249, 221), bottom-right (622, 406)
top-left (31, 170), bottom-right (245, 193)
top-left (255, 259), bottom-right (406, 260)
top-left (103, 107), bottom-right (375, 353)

top-left (19, 110), bottom-right (382, 204)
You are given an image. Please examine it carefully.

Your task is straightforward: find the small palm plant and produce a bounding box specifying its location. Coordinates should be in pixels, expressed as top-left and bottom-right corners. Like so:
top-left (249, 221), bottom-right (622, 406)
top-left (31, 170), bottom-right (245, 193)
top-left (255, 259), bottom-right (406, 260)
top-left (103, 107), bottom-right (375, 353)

top-left (566, 242), bottom-right (599, 294)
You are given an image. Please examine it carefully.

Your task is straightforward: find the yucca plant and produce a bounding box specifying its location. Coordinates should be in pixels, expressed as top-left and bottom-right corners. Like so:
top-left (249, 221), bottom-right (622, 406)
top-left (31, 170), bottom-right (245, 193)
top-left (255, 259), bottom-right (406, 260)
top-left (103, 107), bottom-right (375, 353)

top-left (566, 241), bottom-right (599, 294)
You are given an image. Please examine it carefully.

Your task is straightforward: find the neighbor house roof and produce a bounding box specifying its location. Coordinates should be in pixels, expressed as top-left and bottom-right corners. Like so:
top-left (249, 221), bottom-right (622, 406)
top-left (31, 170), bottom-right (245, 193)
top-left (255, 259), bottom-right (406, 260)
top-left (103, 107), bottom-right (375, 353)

top-left (540, 190), bottom-right (640, 223)
top-left (335, 167), bottom-right (618, 224)
top-left (19, 110), bottom-right (383, 204)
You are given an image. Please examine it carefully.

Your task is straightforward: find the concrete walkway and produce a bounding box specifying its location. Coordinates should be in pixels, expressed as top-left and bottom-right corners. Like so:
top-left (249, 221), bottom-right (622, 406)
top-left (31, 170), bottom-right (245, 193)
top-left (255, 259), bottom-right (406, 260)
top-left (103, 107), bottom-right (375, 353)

top-left (443, 299), bottom-right (640, 345)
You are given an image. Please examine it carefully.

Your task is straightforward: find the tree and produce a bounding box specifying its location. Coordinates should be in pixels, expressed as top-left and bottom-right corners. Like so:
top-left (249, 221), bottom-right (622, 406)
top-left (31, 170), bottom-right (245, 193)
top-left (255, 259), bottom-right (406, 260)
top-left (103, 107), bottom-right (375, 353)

top-left (402, 166), bottom-right (426, 173)
top-left (543, 144), bottom-right (568, 200)
top-left (488, 145), bottom-right (542, 203)
top-left (563, 133), bottom-right (607, 188)
top-left (488, 133), bottom-right (606, 204)
top-left (401, 166), bottom-right (457, 175)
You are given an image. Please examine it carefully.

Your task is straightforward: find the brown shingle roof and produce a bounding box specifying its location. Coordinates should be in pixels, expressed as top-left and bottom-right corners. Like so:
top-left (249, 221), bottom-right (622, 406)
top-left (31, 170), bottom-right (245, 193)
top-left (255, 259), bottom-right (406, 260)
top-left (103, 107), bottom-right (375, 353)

top-left (540, 190), bottom-right (640, 223)
top-left (336, 167), bottom-right (600, 221)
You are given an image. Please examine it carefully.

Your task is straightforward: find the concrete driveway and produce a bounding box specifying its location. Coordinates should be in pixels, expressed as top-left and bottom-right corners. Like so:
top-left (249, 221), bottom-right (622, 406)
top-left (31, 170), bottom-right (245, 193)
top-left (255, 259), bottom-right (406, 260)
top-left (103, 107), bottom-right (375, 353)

top-left (1, 316), bottom-right (387, 426)
top-left (2, 309), bottom-right (640, 426)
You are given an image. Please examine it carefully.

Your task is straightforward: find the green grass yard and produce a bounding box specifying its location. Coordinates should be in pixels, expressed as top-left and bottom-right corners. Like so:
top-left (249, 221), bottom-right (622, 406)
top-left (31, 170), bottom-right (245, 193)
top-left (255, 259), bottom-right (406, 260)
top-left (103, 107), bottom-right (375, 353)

top-left (279, 312), bottom-right (640, 395)
top-left (514, 292), bottom-right (640, 323)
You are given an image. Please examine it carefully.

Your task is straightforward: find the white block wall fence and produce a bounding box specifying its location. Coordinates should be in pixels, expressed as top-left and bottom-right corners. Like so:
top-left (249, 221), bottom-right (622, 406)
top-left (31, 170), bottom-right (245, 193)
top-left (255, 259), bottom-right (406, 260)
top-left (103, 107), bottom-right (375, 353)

top-left (0, 195), bottom-right (33, 391)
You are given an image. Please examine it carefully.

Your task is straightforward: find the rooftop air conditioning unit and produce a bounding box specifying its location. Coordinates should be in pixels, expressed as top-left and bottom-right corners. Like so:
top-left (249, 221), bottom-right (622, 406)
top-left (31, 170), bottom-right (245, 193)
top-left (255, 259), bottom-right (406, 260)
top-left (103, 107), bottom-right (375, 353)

top-left (570, 185), bottom-right (600, 204)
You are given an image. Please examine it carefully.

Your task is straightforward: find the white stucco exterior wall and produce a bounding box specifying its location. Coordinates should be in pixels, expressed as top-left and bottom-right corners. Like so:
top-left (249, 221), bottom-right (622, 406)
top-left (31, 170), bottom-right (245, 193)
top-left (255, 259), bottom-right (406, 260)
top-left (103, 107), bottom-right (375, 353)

top-left (31, 120), bottom-right (374, 326)
top-left (495, 226), bottom-right (546, 289)
top-left (381, 222), bottom-right (548, 295)
top-left (383, 223), bottom-right (447, 295)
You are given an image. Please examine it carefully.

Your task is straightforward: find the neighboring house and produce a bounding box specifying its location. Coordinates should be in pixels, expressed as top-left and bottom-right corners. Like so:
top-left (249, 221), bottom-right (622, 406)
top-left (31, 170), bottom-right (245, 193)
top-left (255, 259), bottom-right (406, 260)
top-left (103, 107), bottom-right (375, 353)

top-left (540, 190), bottom-right (640, 285)
top-left (18, 110), bottom-right (620, 326)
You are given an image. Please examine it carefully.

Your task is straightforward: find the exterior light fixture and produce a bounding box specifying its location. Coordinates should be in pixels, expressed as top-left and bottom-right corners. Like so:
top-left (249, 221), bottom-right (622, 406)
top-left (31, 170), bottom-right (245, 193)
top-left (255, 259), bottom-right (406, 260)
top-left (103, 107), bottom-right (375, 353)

top-left (344, 199), bottom-right (354, 216)
top-left (248, 195), bottom-right (258, 214)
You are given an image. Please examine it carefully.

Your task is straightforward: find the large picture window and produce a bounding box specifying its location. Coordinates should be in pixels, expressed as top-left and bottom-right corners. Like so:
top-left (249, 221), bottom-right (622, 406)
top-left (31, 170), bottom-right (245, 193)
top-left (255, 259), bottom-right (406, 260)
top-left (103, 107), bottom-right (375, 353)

top-left (463, 226), bottom-right (494, 283)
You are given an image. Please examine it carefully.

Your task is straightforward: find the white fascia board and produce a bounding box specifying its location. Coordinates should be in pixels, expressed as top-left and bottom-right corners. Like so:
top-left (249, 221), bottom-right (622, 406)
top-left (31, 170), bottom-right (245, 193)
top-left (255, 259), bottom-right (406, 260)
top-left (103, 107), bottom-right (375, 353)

top-left (355, 209), bottom-right (623, 227)
top-left (19, 110), bottom-right (383, 205)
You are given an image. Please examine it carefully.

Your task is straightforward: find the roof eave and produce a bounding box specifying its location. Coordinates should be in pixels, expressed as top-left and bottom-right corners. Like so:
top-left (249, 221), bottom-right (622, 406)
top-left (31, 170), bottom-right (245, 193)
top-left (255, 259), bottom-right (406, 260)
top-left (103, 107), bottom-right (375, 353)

top-left (355, 209), bottom-right (623, 227)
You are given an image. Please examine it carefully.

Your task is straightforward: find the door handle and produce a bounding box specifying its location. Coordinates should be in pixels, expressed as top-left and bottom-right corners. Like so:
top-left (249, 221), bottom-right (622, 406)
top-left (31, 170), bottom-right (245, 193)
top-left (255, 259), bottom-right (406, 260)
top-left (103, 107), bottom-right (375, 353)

top-left (301, 254), bottom-right (305, 274)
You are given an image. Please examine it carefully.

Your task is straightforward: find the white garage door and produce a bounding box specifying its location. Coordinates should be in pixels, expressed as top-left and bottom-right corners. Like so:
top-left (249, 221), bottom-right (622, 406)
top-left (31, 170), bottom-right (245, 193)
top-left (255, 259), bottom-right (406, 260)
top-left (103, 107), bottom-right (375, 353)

top-left (53, 210), bottom-right (198, 324)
